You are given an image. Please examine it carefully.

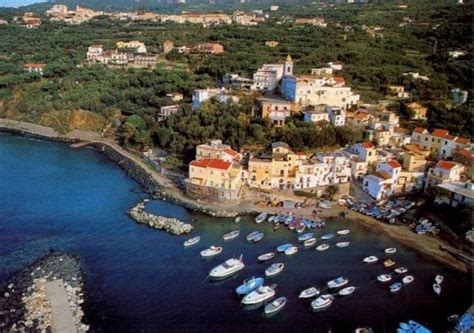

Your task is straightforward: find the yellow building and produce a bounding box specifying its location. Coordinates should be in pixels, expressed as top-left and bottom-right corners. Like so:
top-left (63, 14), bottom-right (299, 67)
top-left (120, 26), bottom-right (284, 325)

top-left (401, 144), bottom-right (430, 172)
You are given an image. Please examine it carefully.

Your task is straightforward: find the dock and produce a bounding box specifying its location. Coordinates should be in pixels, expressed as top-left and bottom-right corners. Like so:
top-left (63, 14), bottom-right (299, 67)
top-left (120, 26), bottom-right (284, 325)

top-left (45, 279), bottom-right (78, 333)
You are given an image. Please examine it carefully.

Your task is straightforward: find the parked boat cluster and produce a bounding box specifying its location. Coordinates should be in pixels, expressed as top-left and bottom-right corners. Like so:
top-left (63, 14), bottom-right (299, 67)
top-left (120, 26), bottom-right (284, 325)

top-left (343, 197), bottom-right (415, 224)
top-left (255, 212), bottom-right (327, 233)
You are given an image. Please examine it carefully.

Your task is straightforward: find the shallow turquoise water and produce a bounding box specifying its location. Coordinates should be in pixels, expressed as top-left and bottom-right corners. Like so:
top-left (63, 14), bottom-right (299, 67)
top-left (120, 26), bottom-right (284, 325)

top-left (0, 133), bottom-right (471, 332)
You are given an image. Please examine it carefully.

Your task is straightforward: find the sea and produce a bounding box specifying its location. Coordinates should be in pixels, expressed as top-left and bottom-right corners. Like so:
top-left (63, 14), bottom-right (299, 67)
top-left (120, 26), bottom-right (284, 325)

top-left (0, 133), bottom-right (471, 332)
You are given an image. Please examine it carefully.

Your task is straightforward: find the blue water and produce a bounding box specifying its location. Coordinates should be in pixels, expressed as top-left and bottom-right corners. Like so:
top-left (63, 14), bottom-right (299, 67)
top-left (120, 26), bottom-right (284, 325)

top-left (0, 134), bottom-right (471, 332)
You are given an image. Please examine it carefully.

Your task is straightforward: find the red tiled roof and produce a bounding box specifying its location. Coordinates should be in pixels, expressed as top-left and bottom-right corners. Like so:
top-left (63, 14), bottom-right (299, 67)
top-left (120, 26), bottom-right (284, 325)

top-left (457, 149), bottom-right (474, 161)
top-left (413, 127), bottom-right (427, 134)
top-left (24, 63), bottom-right (46, 68)
top-left (455, 137), bottom-right (470, 144)
top-left (431, 129), bottom-right (449, 138)
top-left (190, 158), bottom-right (231, 170)
top-left (394, 127), bottom-right (408, 133)
top-left (444, 134), bottom-right (456, 140)
top-left (377, 171), bottom-right (392, 180)
top-left (362, 142), bottom-right (374, 149)
top-left (333, 76), bottom-right (345, 84)
top-left (223, 148), bottom-right (239, 157)
top-left (437, 160), bottom-right (457, 170)
top-left (388, 159), bottom-right (402, 168)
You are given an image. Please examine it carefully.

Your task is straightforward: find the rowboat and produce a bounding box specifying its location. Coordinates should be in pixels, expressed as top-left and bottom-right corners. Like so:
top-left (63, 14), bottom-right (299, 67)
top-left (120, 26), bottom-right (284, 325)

top-left (389, 282), bottom-right (402, 293)
top-left (273, 223), bottom-right (281, 231)
top-left (255, 213), bottom-right (267, 224)
top-left (316, 243), bottom-right (329, 251)
top-left (435, 275), bottom-right (444, 284)
top-left (265, 263), bottom-right (284, 277)
top-left (338, 286), bottom-right (356, 296)
top-left (200, 246), bottom-right (223, 258)
top-left (184, 236), bottom-right (201, 247)
top-left (433, 283), bottom-right (441, 295)
top-left (377, 274), bottom-right (392, 283)
top-left (311, 294), bottom-right (334, 311)
top-left (235, 217), bottom-right (241, 223)
top-left (394, 267), bottom-right (408, 274)
top-left (285, 246), bottom-right (298, 256)
top-left (257, 252), bottom-right (275, 262)
top-left (402, 275), bottom-right (414, 284)
top-left (304, 238), bottom-right (317, 248)
top-left (320, 233), bottom-right (335, 240)
top-left (363, 256), bottom-right (378, 263)
top-left (264, 296), bottom-right (287, 315)
top-left (384, 259), bottom-right (396, 268)
top-left (327, 277), bottom-right (348, 289)
top-left (276, 243), bottom-right (293, 253)
top-left (336, 229), bottom-right (350, 235)
top-left (299, 287), bottom-right (320, 299)
top-left (336, 241), bottom-right (350, 248)
top-left (223, 230), bottom-right (240, 241)
top-left (247, 231), bottom-right (264, 242)
top-left (252, 232), bottom-right (264, 243)
top-left (298, 233), bottom-right (314, 242)
top-left (385, 247), bottom-right (397, 254)
top-left (235, 276), bottom-right (264, 295)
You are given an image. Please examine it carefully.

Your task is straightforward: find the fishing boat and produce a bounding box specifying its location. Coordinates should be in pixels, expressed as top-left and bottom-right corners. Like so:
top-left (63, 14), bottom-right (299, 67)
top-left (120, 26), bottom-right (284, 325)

top-left (276, 243), bottom-right (293, 253)
top-left (209, 255), bottom-right (244, 279)
top-left (320, 233), bottom-right (335, 240)
top-left (296, 225), bottom-right (306, 234)
top-left (363, 256), bottom-right (378, 263)
top-left (285, 246), bottom-right (298, 256)
top-left (223, 230), bottom-right (240, 241)
top-left (183, 236), bottom-right (201, 247)
top-left (299, 287), bottom-right (320, 299)
top-left (435, 275), bottom-right (444, 284)
top-left (265, 263), bottom-right (284, 277)
top-left (395, 267), bottom-right (408, 274)
top-left (377, 274), bottom-right (392, 283)
top-left (385, 247), bottom-right (397, 254)
top-left (298, 233), bottom-right (314, 242)
top-left (255, 213), bottom-right (267, 224)
top-left (235, 217), bottom-right (241, 223)
top-left (264, 296), bottom-right (287, 315)
top-left (402, 275), bottom-right (414, 284)
top-left (257, 252), bottom-right (275, 262)
top-left (304, 238), bottom-right (317, 248)
top-left (247, 231), bottom-right (264, 242)
top-left (389, 282), bottom-right (402, 293)
top-left (200, 246), bottom-right (223, 258)
top-left (337, 229), bottom-right (350, 235)
top-left (327, 277), bottom-right (349, 289)
top-left (433, 283), bottom-right (441, 295)
top-left (384, 259), bottom-right (396, 268)
top-left (235, 276), bottom-right (264, 295)
top-left (336, 241), bottom-right (350, 248)
top-left (241, 284), bottom-right (276, 305)
top-left (338, 286), bottom-right (356, 296)
top-left (252, 232), bottom-right (264, 243)
top-left (311, 294), bottom-right (334, 311)
top-left (316, 243), bottom-right (329, 251)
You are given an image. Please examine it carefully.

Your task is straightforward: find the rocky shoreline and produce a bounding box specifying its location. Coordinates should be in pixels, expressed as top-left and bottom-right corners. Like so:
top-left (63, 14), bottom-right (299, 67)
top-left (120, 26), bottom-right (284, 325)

top-left (0, 251), bottom-right (89, 332)
top-left (128, 200), bottom-right (193, 235)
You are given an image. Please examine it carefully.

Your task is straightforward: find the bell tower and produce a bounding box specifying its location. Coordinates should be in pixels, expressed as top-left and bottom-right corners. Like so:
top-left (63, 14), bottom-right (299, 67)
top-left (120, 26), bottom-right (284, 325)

top-left (284, 54), bottom-right (293, 76)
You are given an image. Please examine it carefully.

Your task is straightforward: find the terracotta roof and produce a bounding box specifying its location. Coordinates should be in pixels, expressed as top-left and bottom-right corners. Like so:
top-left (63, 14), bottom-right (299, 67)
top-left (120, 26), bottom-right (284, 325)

top-left (354, 112), bottom-right (370, 120)
top-left (377, 171), bottom-right (392, 180)
top-left (431, 129), bottom-right (449, 138)
top-left (404, 144), bottom-right (426, 154)
top-left (362, 142), bottom-right (374, 149)
top-left (223, 148), bottom-right (239, 157)
top-left (388, 160), bottom-right (402, 168)
top-left (413, 127), bottom-right (427, 134)
top-left (444, 134), bottom-right (456, 140)
top-left (455, 137), bottom-right (470, 144)
top-left (190, 158), bottom-right (231, 170)
top-left (436, 160), bottom-right (457, 170)
top-left (394, 127), bottom-right (408, 133)
top-left (24, 63), bottom-right (46, 68)
top-left (457, 149), bottom-right (474, 161)
top-left (333, 76), bottom-right (345, 84)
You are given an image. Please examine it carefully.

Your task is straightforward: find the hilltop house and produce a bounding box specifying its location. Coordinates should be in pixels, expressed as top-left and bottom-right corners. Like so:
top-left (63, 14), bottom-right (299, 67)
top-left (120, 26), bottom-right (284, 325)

top-left (250, 55), bottom-right (293, 92)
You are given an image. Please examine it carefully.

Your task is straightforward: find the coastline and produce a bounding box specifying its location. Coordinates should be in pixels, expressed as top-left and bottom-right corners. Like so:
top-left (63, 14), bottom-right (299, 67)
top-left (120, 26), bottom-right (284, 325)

top-left (0, 118), bottom-right (471, 274)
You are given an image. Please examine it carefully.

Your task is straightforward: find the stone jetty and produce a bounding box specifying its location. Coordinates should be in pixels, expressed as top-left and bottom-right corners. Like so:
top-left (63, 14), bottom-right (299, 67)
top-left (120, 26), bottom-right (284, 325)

top-left (128, 200), bottom-right (193, 235)
top-left (0, 251), bottom-right (89, 333)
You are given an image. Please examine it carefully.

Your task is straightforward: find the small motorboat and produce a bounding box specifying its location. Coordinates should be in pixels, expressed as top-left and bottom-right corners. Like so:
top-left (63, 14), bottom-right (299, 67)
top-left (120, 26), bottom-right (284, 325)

top-left (336, 241), bottom-right (350, 248)
top-left (276, 243), bottom-right (293, 253)
top-left (377, 274), bottom-right (392, 283)
top-left (402, 275), bottom-right (414, 284)
top-left (200, 245), bottom-right (223, 258)
top-left (184, 236), bottom-right (201, 247)
top-left (338, 286), bottom-right (356, 296)
top-left (285, 246), bottom-right (298, 256)
top-left (235, 276), bottom-right (264, 295)
top-left (299, 287), bottom-right (320, 299)
top-left (327, 277), bottom-right (348, 289)
top-left (241, 284), bottom-right (276, 305)
top-left (336, 229), bottom-right (350, 235)
top-left (255, 213), bottom-right (268, 224)
top-left (298, 233), bottom-right (314, 242)
top-left (394, 267), bottom-right (408, 274)
top-left (257, 252), bottom-right (275, 262)
top-left (209, 255), bottom-right (244, 279)
top-left (384, 259), bottom-right (396, 268)
top-left (389, 282), bottom-right (402, 293)
top-left (296, 225), bottom-right (306, 234)
top-left (385, 247), bottom-right (397, 254)
top-left (247, 231), bottom-right (264, 242)
top-left (316, 243), bottom-right (329, 251)
top-left (223, 230), bottom-right (240, 241)
top-left (265, 263), bottom-right (284, 277)
top-left (363, 256), bottom-right (378, 263)
top-left (311, 294), bottom-right (334, 311)
top-left (252, 232), bottom-right (264, 243)
top-left (433, 283), bottom-right (441, 295)
top-left (435, 275), bottom-right (444, 284)
top-left (235, 216), bottom-right (241, 223)
top-left (304, 238), bottom-right (317, 248)
top-left (320, 233), bottom-right (335, 240)
top-left (264, 296), bottom-right (287, 315)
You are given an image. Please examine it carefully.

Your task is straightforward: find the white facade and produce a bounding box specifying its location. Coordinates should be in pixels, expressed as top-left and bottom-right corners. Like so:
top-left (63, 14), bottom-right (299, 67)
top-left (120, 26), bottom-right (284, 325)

top-left (87, 45), bottom-right (103, 62)
top-left (250, 56), bottom-right (293, 91)
top-left (303, 105), bottom-right (329, 123)
top-left (192, 88), bottom-right (226, 110)
top-left (326, 106), bottom-right (346, 126)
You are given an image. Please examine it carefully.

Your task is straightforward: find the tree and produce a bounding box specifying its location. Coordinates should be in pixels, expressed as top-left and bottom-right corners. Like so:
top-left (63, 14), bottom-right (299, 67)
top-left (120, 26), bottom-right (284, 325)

top-left (324, 185), bottom-right (340, 201)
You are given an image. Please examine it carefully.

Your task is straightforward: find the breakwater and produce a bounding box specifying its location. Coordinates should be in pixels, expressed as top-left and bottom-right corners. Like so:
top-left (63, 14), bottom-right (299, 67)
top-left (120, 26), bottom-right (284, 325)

top-left (0, 251), bottom-right (88, 332)
top-left (128, 200), bottom-right (193, 235)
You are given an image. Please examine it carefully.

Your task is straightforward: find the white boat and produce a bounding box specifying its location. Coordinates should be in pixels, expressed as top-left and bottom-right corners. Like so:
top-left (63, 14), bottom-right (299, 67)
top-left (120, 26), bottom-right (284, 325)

top-left (363, 256), bottom-right (378, 263)
top-left (336, 241), bottom-right (350, 248)
top-left (337, 229), bottom-right (350, 235)
top-left (320, 233), bottom-right (335, 240)
top-left (402, 275), bottom-right (414, 284)
top-left (200, 246), bottom-right (223, 258)
top-left (389, 282), bottom-right (402, 293)
top-left (311, 294), bottom-right (334, 310)
top-left (241, 284), bottom-right (276, 305)
top-left (235, 217), bottom-right (241, 223)
top-left (394, 267), bottom-right (408, 274)
top-left (184, 236), bottom-right (201, 247)
top-left (327, 277), bottom-right (348, 289)
top-left (223, 230), bottom-right (240, 241)
top-left (299, 287), bottom-right (320, 299)
top-left (304, 238), bottom-right (317, 248)
top-left (316, 244), bottom-right (329, 251)
top-left (209, 255), bottom-right (245, 279)
top-left (385, 247), bottom-right (397, 254)
top-left (246, 231), bottom-right (261, 242)
top-left (338, 286), bottom-right (356, 296)
top-left (276, 243), bottom-right (293, 253)
top-left (285, 246), bottom-right (298, 256)
top-left (255, 213), bottom-right (267, 224)
top-left (377, 274), bottom-right (392, 283)
top-left (265, 263), bottom-right (284, 277)
top-left (264, 296), bottom-right (287, 315)
top-left (435, 275), bottom-right (444, 284)
top-left (298, 233), bottom-right (314, 242)
top-left (433, 283), bottom-right (441, 295)
top-left (257, 252), bottom-right (275, 262)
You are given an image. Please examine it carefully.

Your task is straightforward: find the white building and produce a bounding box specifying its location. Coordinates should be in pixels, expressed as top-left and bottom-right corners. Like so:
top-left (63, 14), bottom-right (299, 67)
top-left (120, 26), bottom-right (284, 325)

top-left (303, 105), bottom-right (329, 124)
top-left (436, 181), bottom-right (474, 207)
top-left (425, 160), bottom-right (465, 190)
top-left (192, 88), bottom-right (239, 110)
top-left (87, 45), bottom-right (103, 62)
top-left (158, 105), bottom-right (180, 121)
top-left (250, 55), bottom-right (293, 92)
top-left (326, 106), bottom-right (346, 126)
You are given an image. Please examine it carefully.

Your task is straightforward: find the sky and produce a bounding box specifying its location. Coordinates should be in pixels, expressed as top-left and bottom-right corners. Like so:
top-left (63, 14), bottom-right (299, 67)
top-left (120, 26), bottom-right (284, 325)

top-left (0, 0), bottom-right (47, 8)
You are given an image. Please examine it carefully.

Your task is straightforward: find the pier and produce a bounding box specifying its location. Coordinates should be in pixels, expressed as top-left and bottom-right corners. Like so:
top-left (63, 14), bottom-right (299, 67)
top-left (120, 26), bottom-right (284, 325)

top-left (45, 279), bottom-right (78, 333)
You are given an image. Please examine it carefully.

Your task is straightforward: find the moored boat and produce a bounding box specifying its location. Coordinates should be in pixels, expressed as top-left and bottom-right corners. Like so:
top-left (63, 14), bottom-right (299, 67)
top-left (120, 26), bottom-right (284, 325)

top-left (377, 274), bottom-right (392, 283)
top-left (433, 283), bottom-right (441, 295)
top-left (363, 256), bottom-right (378, 263)
top-left (264, 296), bottom-right (287, 315)
top-left (252, 232), bottom-right (264, 243)
top-left (384, 259), bottom-right (396, 268)
top-left (184, 236), bottom-right (201, 247)
top-left (338, 286), bottom-right (356, 296)
top-left (235, 276), bottom-right (264, 295)
top-left (304, 238), bottom-right (317, 248)
top-left (285, 246), bottom-right (298, 256)
top-left (402, 275), bottom-right (414, 284)
top-left (311, 294), bottom-right (334, 311)
top-left (247, 231), bottom-right (264, 242)
top-left (299, 287), bottom-right (320, 299)
top-left (235, 217), bottom-right (241, 223)
top-left (276, 243), bottom-right (293, 253)
top-left (265, 263), bottom-right (284, 277)
top-left (241, 284), bottom-right (276, 305)
top-left (257, 252), bottom-right (275, 262)
top-left (273, 223), bottom-right (281, 231)
top-left (298, 233), bottom-right (314, 242)
top-left (223, 230), bottom-right (240, 241)
top-left (209, 255), bottom-right (244, 279)
top-left (200, 245), bottom-right (223, 258)
top-left (435, 274), bottom-right (444, 284)
top-left (316, 243), bottom-right (330, 251)
top-left (327, 277), bottom-right (349, 289)
top-left (255, 213), bottom-right (268, 224)
top-left (320, 233), bottom-right (335, 240)
top-left (337, 229), bottom-right (350, 235)
top-left (394, 267), bottom-right (408, 274)
top-left (385, 247), bottom-right (397, 254)
top-left (389, 282), bottom-right (402, 293)
top-left (336, 241), bottom-right (350, 248)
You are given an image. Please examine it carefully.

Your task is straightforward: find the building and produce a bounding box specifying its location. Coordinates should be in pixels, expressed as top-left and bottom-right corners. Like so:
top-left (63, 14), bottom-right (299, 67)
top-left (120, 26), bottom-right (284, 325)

top-left (117, 41), bottom-right (147, 53)
top-left (363, 159), bottom-right (402, 200)
top-left (166, 92), bottom-right (183, 102)
top-left (326, 106), bottom-right (346, 126)
top-left (162, 40), bottom-right (174, 54)
top-left (87, 45), bottom-right (104, 62)
top-left (251, 55), bottom-right (293, 92)
top-left (295, 17), bottom-right (327, 27)
top-left (411, 127), bottom-right (470, 158)
top-left (192, 88), bottom-right (226, 110)
top-left (23, 63), bottom-right (46, 75)
top-left (258, 96), bottom-right (293, 127)
top-left (401, 144), bottom-right (429, 172)
top-left (223, 74), bottom-right (254, 89)
top-left (133, 55), bottom-right (157, 68)
top-left (350, 142), bottom-right (377, 165)
top-left (265, 41), bottom-right (279, 48)
top-left (303, 105), bottom-right (329, 124)
top-left (158, 105), bottom-right (180, 121)
top-left (196, 139), bottom-right (240, 162)
top-left (405, 102), bottom-right (427, 120)
top-left (194, 43), bottom-right (224, 55)
top-left (451, 88), bottom-right (468, 104)
top-left (436, 181), bottom-right (474, 207)
top-left (425, 160), bottom-right (465, 190)
top-left (388, 85), bottom-right (411, 99)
